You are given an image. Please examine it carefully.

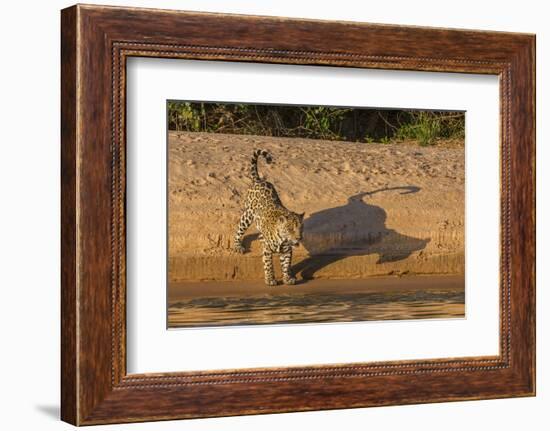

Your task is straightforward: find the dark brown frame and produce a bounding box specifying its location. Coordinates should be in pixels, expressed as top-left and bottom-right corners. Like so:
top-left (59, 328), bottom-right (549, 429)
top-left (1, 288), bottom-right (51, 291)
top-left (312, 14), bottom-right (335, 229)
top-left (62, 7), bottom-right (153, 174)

top-left (61, 4), bottom-right (536, 426)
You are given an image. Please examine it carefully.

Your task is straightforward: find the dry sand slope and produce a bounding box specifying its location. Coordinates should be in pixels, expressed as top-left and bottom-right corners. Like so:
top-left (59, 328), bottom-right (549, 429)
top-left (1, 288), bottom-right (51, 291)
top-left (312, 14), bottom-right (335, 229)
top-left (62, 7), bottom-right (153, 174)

top-left (168, 131), bottom-right (464, 282)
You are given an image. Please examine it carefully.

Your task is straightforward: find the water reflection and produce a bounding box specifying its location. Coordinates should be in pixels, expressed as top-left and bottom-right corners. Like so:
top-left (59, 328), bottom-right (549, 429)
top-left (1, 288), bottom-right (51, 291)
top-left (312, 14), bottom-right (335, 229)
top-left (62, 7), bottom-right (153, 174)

top-left (168, 287), bottom-right (464, 328)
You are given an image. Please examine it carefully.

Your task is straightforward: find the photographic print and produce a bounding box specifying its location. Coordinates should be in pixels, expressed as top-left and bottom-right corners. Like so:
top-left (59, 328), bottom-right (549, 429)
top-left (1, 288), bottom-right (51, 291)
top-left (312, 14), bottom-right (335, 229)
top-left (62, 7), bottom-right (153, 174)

top-left (167, 102), bottom-right (465, 328)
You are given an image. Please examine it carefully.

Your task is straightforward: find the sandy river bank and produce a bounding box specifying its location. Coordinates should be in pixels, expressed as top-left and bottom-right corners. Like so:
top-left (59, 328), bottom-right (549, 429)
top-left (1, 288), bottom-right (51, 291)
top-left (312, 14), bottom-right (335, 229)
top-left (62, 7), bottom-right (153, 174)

top-left (168, 131), bottom-right (464, 282)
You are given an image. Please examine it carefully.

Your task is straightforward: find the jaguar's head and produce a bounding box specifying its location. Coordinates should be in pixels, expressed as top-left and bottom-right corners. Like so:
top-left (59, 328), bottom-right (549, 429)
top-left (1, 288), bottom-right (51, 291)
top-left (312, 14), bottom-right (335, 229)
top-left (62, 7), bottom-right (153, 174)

top-left (278, 212), bottom-right (305, 246)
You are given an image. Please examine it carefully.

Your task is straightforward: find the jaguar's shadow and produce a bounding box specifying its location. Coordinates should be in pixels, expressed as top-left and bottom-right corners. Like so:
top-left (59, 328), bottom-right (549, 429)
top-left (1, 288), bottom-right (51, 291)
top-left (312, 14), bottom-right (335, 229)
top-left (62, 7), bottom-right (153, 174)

top-left (242, 232), bottom-right (260, 253)
top-left (293, 186), bottom-right (430, 281)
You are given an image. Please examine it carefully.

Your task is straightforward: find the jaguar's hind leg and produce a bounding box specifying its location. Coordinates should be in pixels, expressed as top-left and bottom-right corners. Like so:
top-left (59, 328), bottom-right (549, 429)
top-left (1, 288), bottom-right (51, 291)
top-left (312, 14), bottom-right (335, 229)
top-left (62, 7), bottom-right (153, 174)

top-left (233, 208), bottom-right (253, 253)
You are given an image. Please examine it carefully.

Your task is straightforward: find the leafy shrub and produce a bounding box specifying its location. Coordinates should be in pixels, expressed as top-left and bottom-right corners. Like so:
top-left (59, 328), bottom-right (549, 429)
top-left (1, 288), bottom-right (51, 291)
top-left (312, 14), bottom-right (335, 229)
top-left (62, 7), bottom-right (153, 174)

top-left (396, 111), bottom-right (464, 146)
top-left (167, 101), bottom-right (465, 146)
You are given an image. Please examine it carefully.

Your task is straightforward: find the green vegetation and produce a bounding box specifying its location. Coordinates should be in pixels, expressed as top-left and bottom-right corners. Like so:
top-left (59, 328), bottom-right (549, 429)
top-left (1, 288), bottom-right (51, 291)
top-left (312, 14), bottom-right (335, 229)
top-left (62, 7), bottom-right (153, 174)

top-left (167, 101), bottom-right (465, 146)
top-left (395, 111), bottom-right (465, 146)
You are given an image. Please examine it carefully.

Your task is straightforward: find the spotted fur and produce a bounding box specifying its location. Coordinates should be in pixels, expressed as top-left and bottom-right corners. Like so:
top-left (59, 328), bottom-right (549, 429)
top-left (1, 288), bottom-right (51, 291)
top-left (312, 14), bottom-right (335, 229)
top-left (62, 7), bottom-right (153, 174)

top-left (234, 149), bottom-right (304, 286)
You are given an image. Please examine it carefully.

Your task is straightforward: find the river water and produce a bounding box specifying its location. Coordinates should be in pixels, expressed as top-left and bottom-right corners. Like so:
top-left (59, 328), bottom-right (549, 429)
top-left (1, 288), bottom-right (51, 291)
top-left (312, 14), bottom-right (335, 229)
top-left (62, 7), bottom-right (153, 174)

top-left (168, 276), bottom-right (465, 328)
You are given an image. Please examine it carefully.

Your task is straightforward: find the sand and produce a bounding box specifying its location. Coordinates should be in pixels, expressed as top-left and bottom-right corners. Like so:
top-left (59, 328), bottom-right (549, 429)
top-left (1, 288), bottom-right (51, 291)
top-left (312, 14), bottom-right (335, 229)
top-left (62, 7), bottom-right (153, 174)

top-left (169, 274), bottom-right (465, 300)
top-left (168, 131), bottom-right (464, 282)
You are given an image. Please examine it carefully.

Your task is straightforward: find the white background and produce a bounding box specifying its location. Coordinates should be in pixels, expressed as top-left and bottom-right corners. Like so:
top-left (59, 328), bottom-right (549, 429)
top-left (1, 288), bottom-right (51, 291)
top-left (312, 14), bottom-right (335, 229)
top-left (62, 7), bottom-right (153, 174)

top-left (0, 0), bottom-right (547, 430)
top-left (127, 59), bottom-right (500, 373)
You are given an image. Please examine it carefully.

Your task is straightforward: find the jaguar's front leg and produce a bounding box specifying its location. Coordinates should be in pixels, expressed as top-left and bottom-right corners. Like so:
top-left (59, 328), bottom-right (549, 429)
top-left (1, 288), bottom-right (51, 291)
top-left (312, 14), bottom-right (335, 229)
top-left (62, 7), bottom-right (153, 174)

top-left (280, 245), bottom-right (296, 285)
top-left (262, 246), bottom-right (278, 286)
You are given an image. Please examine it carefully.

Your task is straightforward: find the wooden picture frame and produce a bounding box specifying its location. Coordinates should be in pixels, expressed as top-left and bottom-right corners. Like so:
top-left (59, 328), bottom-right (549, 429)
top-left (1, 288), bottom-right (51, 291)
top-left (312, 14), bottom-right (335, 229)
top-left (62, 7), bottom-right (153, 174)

top-left (61, 4), bottom-right (535, 425)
